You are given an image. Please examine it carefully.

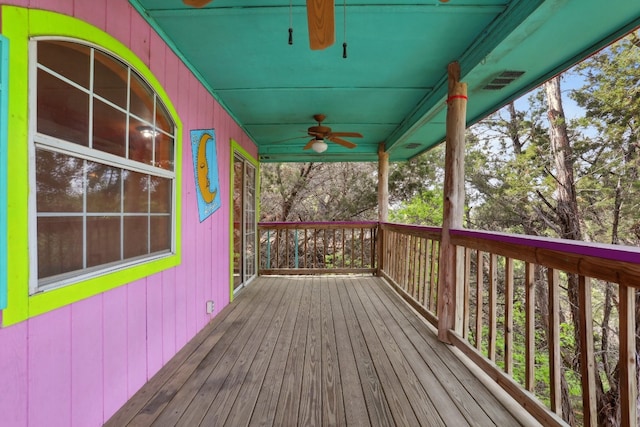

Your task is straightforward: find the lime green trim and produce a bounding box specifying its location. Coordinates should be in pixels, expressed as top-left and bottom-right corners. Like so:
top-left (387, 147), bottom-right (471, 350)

top-left (229, 139), bottom-right (258, 302)
top-left (1, 6), bottom-right (182, 326)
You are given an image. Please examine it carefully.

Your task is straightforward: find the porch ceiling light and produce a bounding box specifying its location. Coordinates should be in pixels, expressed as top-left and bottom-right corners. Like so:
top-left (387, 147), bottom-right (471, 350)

top-left (311, 139), bottom-right (328, 153)
top-left (136, 125), bottom-right (159, 138)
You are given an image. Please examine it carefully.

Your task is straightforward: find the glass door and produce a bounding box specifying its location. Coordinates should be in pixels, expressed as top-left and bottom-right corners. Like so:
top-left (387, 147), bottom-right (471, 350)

top-left (233, 153), bottom-right (256, 293)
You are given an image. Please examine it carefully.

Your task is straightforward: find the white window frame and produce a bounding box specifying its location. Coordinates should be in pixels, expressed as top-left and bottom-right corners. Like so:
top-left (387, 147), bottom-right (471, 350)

top-left (28, 37), bottom-right (177, 294)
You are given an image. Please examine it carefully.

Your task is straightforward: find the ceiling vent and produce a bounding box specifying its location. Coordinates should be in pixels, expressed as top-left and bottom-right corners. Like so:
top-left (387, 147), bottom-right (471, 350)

top-left (483, 70), bottom-right (525, 90)
top-left (404, 143), bottom-right (421, 149)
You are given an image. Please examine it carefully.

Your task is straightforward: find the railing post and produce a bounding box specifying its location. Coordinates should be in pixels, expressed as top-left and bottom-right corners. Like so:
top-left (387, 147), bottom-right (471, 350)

top-left (619, 285), bottom-right (637, 427)
top-left (437, 61), bottom-right (467, 343)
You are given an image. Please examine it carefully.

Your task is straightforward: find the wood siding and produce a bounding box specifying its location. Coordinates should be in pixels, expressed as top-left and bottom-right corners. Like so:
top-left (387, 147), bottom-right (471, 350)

top-left (0, 1), bottom-right (256, 425)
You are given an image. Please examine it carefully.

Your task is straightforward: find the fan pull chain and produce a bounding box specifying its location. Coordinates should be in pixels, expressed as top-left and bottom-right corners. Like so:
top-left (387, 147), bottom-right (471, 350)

top-left (288, 0), bottom-right (293, 45)
top-left (342, 0), bottom-right (347, 58)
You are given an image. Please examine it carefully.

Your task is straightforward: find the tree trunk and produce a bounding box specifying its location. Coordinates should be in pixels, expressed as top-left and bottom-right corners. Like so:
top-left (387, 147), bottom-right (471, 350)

top-left (545, 76), bottom-right (582, 425)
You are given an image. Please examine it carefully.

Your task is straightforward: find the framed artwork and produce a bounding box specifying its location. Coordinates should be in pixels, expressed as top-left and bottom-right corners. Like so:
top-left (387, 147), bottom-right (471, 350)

top-left (191, 129), bottom-right (221, 222)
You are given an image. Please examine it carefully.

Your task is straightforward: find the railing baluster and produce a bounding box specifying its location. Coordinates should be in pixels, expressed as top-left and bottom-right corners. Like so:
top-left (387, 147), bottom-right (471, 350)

top-left (266, 229), bottom-right (271, 269)
top-left (275, 228), bottom-right (280, 268)
top-left (285, 228), bottom-right (290, 267)
top-left (424, 239), bottom-right (432, 309)
top-left (407, 234), bottom-right (414, 296)
top-left (488, 253), bottom-right (497, 361)
top-left (313, 228), bottom-right (317, 268)
top-left (463, 247), bottom-right (471, 340)
top-left (548, 268), bottom-right (561, 416)
top-left (323, 229), bottom-right (327, 268)
top-left (619, 285), bottom-right (637, 427)
top-left (304, 229), bottom-right (308, 268)
top-left (429, 240), bottom-right (438, 312)
top-left (578, 276), bottom-right (597, 427)
top-left (336, 228), bottom-right (340, 268)
top-left (360, 228), bottom-right (365, 268)
top-left (475, 250), bottom-right (483, 351)
top-left (417, 237), bottom-right (424, 305)
top-left (504, 257), bottom-right (513, 375)
top-left (294, 229), bottom-right (299, 268)
top-left (525, 262), bottom-right (535, 392)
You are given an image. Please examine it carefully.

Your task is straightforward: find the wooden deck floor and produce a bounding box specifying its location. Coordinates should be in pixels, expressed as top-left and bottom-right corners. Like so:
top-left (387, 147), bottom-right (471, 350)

top-left (106, 276), bottom-right (539, 426)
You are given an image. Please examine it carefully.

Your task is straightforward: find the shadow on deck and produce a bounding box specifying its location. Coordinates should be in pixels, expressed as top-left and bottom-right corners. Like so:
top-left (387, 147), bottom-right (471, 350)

top-left (106, 276), bottom-right (539, 426)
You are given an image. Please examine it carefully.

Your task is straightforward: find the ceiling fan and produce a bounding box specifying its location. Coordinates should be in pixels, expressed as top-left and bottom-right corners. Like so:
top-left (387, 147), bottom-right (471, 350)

top-left (182, 0), bottom-right (336, 50)
top-left (302, 114), bottom-right (363, 153)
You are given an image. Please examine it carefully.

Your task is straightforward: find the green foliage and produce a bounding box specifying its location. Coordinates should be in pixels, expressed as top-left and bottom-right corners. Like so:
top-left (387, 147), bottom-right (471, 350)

top-left (389, 189), bottom-right (443, 225)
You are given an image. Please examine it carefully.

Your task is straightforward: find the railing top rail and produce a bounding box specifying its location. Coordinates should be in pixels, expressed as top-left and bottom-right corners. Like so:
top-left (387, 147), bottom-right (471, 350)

top-left (380, 222), bottom-right (442, 235)
top-left (451, 228), bottom-right (640, 264)
top-left (258, 221), bottom-right (379, 228)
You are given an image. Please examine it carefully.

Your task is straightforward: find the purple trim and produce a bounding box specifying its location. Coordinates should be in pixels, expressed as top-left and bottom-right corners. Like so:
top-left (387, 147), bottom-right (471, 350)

top-left (451, 229), bottom-right (640, 264)
top-left (258, 221), bottom-right (379, 227)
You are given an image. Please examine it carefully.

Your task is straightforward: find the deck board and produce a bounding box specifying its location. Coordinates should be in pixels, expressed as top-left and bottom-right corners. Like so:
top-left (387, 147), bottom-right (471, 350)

top-left (105, 276), bottom-right (540, 427)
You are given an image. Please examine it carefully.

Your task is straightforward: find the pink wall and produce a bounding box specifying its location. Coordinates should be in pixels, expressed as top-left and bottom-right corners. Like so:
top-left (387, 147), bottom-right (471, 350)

top-left (0, 1), bottom-right (258, 425)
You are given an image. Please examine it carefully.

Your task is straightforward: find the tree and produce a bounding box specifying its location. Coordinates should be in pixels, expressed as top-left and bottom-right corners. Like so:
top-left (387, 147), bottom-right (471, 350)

top-left (570, 32), bottom-right (640, 426)
top-left (260, 162), bottom-right (379, 222)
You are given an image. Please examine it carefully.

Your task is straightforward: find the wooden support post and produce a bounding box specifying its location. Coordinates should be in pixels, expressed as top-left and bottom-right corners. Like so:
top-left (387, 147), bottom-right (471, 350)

top-left (377, 143), bottom-right (389, 275)
top-left (437, 61), bottom-right (467, 343)
top-left (378, 143), bottom-right (389, 222)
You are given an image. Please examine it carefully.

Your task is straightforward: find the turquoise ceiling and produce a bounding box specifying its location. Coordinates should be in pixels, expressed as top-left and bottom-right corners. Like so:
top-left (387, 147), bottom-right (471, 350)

top-left (131, 0), bottom-right (640, 162)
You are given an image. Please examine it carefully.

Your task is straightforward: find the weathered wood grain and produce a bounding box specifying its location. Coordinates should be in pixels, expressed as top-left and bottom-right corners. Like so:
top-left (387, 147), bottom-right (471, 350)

top-left (106, 276), bottom-right (538, 426)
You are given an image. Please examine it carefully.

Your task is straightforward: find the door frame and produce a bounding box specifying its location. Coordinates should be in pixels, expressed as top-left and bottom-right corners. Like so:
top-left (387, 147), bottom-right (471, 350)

top-left (229, 139), bottom-right (259, 300)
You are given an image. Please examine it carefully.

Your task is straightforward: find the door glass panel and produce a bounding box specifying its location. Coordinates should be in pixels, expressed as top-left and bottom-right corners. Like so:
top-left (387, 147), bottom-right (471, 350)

top-left (244, 164), bottom-right (256, 280)
top-left (233, 156), bottom-right (243, 291)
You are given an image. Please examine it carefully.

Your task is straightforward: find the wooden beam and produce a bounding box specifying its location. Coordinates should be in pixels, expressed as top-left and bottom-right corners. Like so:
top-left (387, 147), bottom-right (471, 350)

top-left (378, 143), bottom-right (389, 222)
top-left (377, 143), bottom-right (389, 276)
top-left (437, 61), bottom-right (467, 342)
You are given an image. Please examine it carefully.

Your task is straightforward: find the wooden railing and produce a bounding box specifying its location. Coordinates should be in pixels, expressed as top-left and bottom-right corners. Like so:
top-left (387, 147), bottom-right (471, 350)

top-left (257, 221), bottom-right (640, 426)
top-left (258, 221), bottom-right (377, 275)
top-left (448, 229), bottom-right (640, 427)
top-left (378, 223), bottom-right (441, 326)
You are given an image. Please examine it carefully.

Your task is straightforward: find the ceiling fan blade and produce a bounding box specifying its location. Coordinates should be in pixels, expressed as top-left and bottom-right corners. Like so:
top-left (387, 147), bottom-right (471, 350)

top-left (329, 136), bottom-right (357, 149)
top-left (183, 0), bottom-right (213, 7)
top-left (306, 0), bottom-right (335, 50)
top-left (303, 139), bottom-right (316, 150)
top-left (329, 131), bottom-right (363, 138)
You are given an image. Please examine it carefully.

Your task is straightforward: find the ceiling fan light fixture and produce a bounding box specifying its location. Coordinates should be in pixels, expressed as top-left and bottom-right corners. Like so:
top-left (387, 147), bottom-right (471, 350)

top-left (311, 139), bottom-right (328, 153)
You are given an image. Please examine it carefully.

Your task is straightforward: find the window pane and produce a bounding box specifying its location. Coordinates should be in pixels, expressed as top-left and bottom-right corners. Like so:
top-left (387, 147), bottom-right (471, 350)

top-left (129, 72), bottom-right (154, 123)
top-left (150, 177), bottom-right (171, 213)
top-left (129, 117), bottom-right (153, 165)
top-left (37, 216), bottom-right (83, 279)
top-left (36, 149), bottom-right (84, 212)
top-left (150, 216), bottom-right (171, 253)
top-left (87, 216), bottom-right (121, 267)
top-left (155, 133), bottom-right (174, 171)
top-left (94, 50), bottom-right (127, 108)
top-left (86, 162), bottom-right (121, 213)
top-left (93, 99), bottom-right (126, 156)
top-left (38, 40), bottom-right (90, 89)
top-left (37, 69), bottom-right (89, 146)
top-left (155, 101), bottom-right (172, 133)
top-left (124, 216), bottom-right (148, 258)
top-left (124, 171), bottom-right (148, 213)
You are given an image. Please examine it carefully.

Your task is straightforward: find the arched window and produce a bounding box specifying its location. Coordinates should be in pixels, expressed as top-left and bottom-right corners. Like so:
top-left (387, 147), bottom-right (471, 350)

top-left (31, 39), bottom-right (176, 292)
